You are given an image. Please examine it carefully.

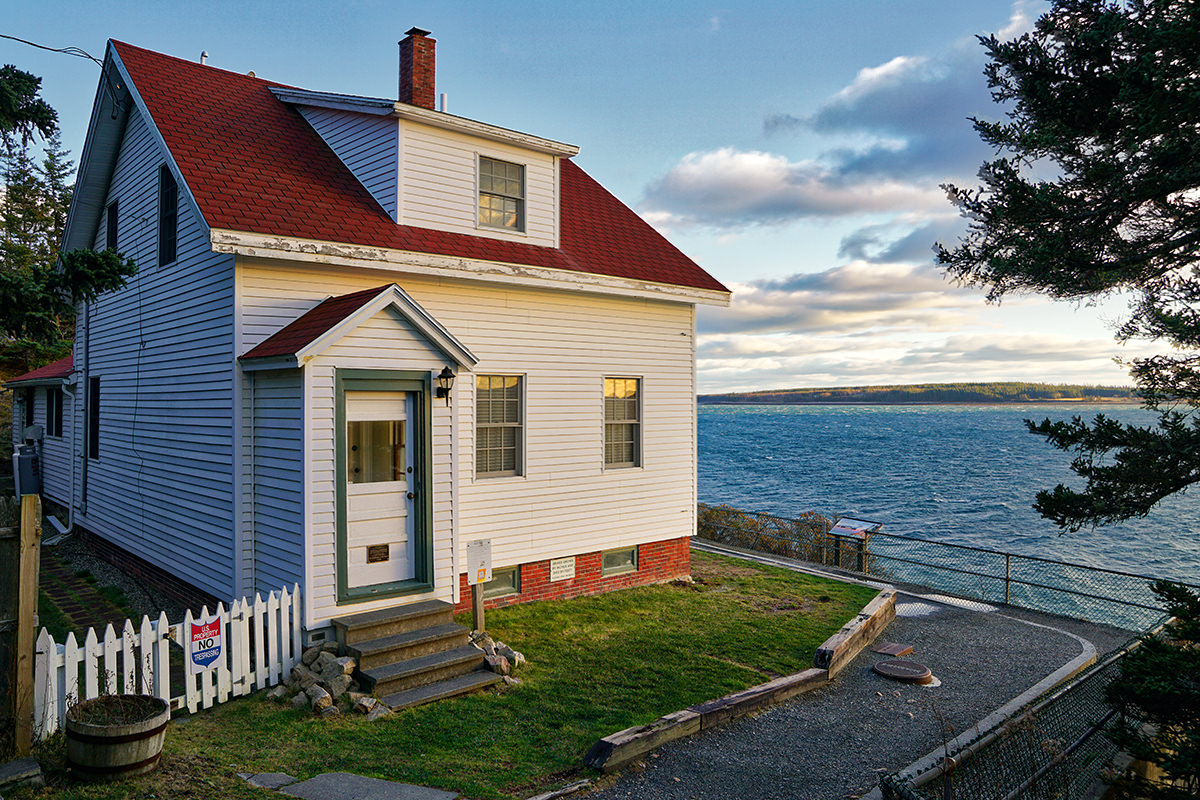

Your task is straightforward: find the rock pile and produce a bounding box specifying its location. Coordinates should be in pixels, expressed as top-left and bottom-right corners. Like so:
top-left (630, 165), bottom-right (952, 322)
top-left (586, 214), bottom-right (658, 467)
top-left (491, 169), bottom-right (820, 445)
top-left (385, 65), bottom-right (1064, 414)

top-left (267, 641), bottom-right (394, 721)
top-left (469, 631), bottom-right (526, 684)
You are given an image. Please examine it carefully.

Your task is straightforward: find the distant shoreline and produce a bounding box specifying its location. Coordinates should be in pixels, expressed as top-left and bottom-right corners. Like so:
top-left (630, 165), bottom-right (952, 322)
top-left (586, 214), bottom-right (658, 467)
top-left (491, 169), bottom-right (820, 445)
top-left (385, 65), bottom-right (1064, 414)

top-left (698, 399), bottom-right (1143, 406)
top-left (697, 382), bottom-right (1140, 406)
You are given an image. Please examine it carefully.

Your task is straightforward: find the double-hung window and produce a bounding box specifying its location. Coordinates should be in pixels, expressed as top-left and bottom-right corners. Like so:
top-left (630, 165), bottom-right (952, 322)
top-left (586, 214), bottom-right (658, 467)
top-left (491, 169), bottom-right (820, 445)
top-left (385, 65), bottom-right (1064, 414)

top-left (604, 377), bottom-right (641, 468)
top-left (476, 375), bottom-right (522, 477)
top-left (478, 156), bottom-right (524, 231)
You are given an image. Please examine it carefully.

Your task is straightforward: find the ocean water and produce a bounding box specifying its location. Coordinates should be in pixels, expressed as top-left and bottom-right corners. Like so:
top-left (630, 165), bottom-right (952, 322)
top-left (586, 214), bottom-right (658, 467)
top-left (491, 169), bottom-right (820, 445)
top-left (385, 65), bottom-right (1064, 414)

top-left (697, 404), bottom-right (1200, 583)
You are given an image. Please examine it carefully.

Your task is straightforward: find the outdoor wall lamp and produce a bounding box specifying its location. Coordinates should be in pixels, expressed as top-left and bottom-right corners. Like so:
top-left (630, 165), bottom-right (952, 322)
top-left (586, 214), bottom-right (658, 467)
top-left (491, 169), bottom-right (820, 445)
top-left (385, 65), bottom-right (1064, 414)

top-left (435, 366), bottom-right (455, 405)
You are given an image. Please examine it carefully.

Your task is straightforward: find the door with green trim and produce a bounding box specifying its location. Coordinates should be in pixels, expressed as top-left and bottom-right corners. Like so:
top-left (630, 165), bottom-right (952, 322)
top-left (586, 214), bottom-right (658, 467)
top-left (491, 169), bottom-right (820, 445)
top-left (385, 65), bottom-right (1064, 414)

top-left (345, 390), bottom-right (416, 588)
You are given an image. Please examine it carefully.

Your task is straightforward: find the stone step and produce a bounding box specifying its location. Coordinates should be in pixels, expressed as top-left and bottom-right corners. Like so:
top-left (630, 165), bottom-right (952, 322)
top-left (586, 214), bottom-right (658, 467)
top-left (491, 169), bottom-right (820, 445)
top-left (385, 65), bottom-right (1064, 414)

top-left (357, 645), bottom-right (485, 696)
top-left (331, 600), bottom-right (455, 647)
top-left (380, 670), bottom-right (504, 712)
top-left (347, 623), bottom-right (470, 671)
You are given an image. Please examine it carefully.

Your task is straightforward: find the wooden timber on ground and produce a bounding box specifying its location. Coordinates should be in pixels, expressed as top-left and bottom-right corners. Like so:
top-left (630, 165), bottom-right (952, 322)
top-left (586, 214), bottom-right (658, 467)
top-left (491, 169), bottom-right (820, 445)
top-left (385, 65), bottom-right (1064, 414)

top-left (813, 589), bottom-right (897, 677)
top-left (584, 587), bottom-right (897, 772)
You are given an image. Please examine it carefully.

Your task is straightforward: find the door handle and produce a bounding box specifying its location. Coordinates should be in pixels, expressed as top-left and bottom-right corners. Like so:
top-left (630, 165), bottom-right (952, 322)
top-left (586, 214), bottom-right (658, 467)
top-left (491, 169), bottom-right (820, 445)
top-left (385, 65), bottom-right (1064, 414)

top-left (407, 492), bottom-right (415, 500)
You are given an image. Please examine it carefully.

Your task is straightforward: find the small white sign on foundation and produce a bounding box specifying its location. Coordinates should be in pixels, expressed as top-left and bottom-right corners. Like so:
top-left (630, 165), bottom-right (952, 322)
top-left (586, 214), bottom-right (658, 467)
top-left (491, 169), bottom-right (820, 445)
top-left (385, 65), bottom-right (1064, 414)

top-left (549, 556), bottom-right (575, 582)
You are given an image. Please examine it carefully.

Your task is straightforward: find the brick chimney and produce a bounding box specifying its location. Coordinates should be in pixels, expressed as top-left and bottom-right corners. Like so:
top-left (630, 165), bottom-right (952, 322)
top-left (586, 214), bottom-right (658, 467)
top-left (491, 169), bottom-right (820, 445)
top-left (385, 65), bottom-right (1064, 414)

top-left (399, 27), bottom-right (436, 110)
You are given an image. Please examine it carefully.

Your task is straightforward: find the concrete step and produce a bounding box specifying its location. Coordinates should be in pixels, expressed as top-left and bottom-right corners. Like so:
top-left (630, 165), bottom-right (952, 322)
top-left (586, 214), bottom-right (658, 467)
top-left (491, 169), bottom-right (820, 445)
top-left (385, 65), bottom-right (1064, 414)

top-left (331, 600), bottom-right (455, 647)
top-left (381, 670), bottom-right (504, 712)
top-left (358, 645), bottom-right (485, 696)
top-left (347, 623), bottom-right (470, 671)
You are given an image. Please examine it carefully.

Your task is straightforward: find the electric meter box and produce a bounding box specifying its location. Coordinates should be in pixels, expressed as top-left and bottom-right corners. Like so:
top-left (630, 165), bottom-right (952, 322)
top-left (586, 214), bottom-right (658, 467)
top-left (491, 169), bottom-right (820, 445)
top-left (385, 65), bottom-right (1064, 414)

top-left (13, 444), bottom-right (41, 497)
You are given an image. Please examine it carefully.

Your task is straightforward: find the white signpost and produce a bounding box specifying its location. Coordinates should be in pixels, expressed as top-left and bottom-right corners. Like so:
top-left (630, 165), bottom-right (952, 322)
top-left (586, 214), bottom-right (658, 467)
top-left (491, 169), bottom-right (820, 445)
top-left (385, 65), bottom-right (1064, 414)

top-left (466, 539), bottom-right (492, 586)
top-left (187, 613), bottom-right (224, 675)
top-left (466, 539), bottom-right (492, 632)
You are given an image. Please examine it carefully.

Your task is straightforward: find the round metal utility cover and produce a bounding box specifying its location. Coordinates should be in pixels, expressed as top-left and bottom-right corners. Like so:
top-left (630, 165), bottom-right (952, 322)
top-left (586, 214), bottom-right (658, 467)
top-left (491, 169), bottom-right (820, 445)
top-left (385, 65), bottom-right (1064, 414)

top-left (873, 659), bottom-right (934, 685)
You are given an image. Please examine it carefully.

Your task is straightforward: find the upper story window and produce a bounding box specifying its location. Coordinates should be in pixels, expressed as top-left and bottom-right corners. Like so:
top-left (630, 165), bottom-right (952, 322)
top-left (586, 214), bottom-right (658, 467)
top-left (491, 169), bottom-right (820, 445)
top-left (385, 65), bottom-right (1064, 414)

top-left (478, 156), bottom-right (524, 232)
top-left (106, 200), bottom-right (119, 252)
top-left (476, 374), bottom-right (522, 477)
top-left (604, 377), bottom-right (641, 468)
top-left (158, 164), bottom-right (177, 266)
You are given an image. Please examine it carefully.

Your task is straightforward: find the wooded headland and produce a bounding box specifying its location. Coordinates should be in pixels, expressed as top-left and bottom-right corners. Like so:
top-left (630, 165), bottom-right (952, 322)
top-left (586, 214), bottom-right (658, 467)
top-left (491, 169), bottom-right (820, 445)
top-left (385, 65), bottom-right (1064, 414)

top-left (698, 382), bottom-right (1139, 405)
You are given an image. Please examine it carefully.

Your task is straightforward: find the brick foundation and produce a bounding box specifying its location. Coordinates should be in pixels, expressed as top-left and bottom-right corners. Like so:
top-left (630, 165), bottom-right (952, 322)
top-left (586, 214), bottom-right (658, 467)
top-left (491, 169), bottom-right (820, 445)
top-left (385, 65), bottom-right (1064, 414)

top-left (454, 536), bottom-right (691, 613)
top-left (77, 526), bottom-right (221, 614)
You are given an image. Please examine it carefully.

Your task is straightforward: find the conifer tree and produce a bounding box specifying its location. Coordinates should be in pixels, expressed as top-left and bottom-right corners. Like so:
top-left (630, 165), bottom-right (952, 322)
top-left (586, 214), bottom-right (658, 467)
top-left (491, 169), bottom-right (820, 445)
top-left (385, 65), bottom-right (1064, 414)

top-left (938, 2), bottom-right (1200, 795)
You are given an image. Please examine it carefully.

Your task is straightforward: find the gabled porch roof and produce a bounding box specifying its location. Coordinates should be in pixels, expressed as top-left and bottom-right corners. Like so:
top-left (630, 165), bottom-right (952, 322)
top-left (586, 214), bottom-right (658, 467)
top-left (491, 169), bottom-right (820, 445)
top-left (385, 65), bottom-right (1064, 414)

top-left (239, 284), bottom-right (477, 371)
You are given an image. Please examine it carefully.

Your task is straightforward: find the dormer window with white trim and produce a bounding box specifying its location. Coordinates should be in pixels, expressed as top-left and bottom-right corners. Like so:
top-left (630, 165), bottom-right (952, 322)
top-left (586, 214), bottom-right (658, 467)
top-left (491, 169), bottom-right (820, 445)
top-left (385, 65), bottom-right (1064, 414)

top-left (478, 156), bottom-right (524, 232)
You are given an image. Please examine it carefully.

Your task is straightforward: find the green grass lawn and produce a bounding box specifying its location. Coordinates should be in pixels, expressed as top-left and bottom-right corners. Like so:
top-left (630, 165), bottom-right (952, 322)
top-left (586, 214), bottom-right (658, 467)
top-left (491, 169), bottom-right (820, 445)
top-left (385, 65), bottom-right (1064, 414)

top-left (23, 550), bottom-right (877, 800)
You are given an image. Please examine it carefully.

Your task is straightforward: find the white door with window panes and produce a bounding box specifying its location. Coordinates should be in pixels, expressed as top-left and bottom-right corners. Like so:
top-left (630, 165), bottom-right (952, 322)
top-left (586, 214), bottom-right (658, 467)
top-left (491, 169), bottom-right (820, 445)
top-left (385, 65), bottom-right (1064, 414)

top-left (345, 391), bottom-right (416, 588)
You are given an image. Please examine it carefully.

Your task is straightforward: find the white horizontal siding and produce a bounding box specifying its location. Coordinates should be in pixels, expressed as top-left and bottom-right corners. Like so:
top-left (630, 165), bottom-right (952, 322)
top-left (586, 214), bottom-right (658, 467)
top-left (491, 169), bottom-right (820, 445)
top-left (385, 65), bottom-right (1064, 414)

top-left (240, 259), bottom-right (696, 616)
top-left (399, 121), bottom-right (557, 248)
top-left (299, 108), bottom-right (398, 221)
top-left (77, 106), bottom-right (237, 601)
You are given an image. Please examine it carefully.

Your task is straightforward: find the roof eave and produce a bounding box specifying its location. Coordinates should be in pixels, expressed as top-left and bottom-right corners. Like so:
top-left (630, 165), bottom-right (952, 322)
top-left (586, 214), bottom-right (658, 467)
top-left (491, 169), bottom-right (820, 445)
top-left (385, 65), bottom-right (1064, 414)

top-left (238, 355), bottom-right (301, 371)
top-left (211, 228), bottom-right (731, 307)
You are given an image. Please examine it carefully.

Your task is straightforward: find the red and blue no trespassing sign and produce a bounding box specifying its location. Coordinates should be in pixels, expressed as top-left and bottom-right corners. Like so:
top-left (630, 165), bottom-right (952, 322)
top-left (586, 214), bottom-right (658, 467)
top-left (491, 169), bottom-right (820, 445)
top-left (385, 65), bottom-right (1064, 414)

top-left (188, 615), bottom-right (223, 675)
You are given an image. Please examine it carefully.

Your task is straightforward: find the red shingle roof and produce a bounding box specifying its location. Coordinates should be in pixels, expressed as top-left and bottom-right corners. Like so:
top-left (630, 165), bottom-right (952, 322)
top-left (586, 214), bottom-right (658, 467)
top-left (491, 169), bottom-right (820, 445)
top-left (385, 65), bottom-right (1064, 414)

top-left (111, 41), bottom-right (728, 295)
top-left (6, 355), bottom-right (74, 385)
top-left (240, 285), bottom-right (392, 360)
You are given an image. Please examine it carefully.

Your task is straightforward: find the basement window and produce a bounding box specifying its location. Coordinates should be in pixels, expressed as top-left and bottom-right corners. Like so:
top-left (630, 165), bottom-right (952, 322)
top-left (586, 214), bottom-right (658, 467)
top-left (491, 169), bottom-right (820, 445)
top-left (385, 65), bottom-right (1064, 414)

top-left (482, 566), bottom-right (520, 599)
top-left (478, 156), bottom-right (524, 231)
top-left (601, 546), bottom-right (638, 576)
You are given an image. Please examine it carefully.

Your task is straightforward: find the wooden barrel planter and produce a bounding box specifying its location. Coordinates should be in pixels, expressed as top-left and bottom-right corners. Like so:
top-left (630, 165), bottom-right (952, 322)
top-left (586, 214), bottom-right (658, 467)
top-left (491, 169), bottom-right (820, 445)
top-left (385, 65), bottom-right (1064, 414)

top-left (65, 695), bottom-right (170, 781)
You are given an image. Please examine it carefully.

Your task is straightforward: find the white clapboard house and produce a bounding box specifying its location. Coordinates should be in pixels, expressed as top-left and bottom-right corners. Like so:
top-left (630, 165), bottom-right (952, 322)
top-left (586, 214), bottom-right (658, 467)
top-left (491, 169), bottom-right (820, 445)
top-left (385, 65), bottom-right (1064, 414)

top-left (7, 32), bottom-right (729, 648)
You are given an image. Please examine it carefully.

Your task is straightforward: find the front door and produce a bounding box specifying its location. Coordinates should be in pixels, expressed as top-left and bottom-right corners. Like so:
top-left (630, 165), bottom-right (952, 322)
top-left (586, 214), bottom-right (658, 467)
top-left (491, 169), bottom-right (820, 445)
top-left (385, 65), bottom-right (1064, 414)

top-left (344, 390), bottom-right (416, 589)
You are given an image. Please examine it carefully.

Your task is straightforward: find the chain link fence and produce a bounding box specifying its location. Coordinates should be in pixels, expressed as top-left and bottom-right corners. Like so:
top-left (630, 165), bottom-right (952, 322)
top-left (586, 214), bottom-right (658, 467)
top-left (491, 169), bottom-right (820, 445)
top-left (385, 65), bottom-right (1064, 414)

top-left (697, 503), bottom-right (1181, 631)
top-left (695, 503), bottom-right (1191, 800)
top-left (879, 630), bottom-right (1157, 800)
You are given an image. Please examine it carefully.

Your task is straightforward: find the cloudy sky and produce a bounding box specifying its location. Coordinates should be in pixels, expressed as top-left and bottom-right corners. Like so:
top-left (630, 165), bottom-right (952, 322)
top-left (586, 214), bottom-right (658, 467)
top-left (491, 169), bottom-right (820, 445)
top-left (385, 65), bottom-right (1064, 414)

top-left (3, 0), bottom-right (1152, 391)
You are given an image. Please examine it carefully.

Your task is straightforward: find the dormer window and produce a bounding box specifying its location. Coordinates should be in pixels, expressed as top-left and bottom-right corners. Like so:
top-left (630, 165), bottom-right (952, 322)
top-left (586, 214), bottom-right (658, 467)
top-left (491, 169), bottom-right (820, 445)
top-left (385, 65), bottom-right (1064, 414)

top-left (478, 156), bottom-right (524, 232)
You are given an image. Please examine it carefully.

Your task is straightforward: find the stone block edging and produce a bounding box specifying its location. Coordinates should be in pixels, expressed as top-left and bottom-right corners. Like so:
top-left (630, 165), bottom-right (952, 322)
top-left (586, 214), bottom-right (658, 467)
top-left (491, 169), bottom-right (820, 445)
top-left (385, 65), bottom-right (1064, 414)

top-left (583, 588), bottom-right (897, 773)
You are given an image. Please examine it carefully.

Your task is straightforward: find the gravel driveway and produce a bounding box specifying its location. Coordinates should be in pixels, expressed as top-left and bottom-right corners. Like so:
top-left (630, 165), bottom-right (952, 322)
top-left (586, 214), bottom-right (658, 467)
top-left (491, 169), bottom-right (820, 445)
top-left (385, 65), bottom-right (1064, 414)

top-left (585, 591), bottom-right (1130, 800)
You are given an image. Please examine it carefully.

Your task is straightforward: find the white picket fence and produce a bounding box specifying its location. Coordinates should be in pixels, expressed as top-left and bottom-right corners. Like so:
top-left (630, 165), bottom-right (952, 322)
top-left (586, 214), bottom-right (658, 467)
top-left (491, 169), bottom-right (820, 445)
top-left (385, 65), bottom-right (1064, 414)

top-left (33, 584), bottom-right (302, 741)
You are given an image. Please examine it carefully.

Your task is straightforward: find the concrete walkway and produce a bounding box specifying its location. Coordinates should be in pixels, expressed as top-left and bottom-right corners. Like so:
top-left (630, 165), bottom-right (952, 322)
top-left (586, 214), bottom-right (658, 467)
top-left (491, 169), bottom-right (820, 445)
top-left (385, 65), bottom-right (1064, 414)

top-left (585, 543), bottom-right (1132, 800)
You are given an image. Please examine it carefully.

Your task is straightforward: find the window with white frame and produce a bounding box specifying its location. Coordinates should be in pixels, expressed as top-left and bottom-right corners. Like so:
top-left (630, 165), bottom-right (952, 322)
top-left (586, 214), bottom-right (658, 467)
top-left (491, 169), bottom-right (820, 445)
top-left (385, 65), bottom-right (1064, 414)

top-left (604, 377), bottom-right (641, 468)
top-left (476, 375), bottom-right (522, 477)
top-left (478, 156), bottom-right (524, 231)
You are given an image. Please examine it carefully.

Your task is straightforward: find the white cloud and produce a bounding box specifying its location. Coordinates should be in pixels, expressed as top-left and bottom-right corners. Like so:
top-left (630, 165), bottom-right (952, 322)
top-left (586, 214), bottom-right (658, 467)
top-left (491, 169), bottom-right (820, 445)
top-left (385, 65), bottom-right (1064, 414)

top-left (699, 261), bottom-right (980, 336)
top-left (640, 148), bottom-right (945, 230)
